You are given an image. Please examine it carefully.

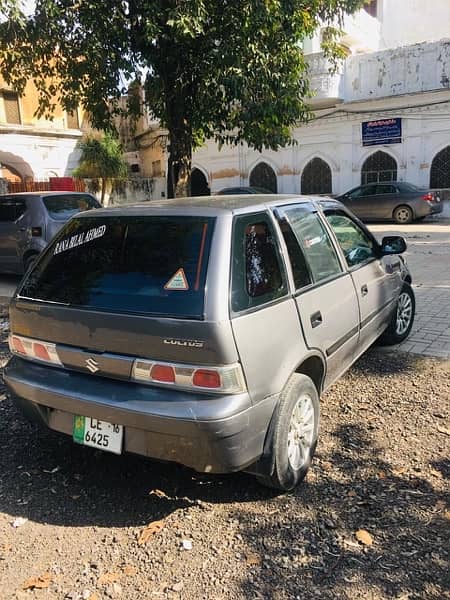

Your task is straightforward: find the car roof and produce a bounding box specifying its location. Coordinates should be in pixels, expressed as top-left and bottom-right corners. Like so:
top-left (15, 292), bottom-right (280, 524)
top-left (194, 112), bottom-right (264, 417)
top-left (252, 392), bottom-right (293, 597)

top-left (0, 191), bottom-right (93, 198)
top-left (75, 194), bottom-right (339, 218)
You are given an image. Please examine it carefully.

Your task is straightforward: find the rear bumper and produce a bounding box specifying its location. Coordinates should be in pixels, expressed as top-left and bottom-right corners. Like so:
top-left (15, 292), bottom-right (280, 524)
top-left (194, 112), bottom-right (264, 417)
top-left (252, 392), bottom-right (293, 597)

top-left (430, 201), bottom-right (444, 215)
top-left (4, 357), bottom-right (276, 474)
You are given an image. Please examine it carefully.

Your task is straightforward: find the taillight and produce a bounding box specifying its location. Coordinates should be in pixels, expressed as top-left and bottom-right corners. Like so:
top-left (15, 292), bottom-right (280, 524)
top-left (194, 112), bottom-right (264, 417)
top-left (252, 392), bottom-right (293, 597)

top-left (9, 334), bottom-right (62, 366)
top-left (422, 193), bottom-right (433, 202)
top-left (150, 364), bottom-right (175, 383)
top-left (132, 360), bottom-right (246, 394)
top-left (193, 369), bottom-right (221, 389)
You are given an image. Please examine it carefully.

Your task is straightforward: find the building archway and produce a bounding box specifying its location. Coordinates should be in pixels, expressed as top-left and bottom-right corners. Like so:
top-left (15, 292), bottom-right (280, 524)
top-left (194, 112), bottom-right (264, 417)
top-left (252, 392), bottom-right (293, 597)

top-left (361, 151), bottom-right (397, 184)
top-left (301, 157), bottom-right (332, 194)
top-left (191, 168), bottom-right (210, 196)
top-left (249, 161), bottom-right (277, 192)
top-left (430, 146), bottom-right (450, 189)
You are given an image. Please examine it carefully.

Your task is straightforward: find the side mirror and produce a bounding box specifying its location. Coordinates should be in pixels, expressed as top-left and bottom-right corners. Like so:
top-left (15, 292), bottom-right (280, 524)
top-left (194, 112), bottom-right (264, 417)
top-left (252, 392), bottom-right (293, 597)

top-left (380, 236), bottom-right (407, 255)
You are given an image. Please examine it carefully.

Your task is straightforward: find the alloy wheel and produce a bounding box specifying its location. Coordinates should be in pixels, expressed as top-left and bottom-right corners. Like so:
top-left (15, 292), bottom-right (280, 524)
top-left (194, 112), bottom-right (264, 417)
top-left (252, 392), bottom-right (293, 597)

top-left (396, 292), bottom-right (413, 335)
top-left (287, 395), bottom-right (315, 470)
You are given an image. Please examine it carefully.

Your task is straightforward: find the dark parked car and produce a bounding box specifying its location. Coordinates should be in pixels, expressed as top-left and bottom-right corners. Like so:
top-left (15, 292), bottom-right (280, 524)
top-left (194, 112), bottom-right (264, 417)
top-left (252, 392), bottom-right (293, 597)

top-left (0, 191), bottom-right (100, 273)
top-left (217, 186), bottom-right (273, 195)
top-left (5, 195), bottom-right (414, 490)
top-left (336, 182), bottom-right (443, 224)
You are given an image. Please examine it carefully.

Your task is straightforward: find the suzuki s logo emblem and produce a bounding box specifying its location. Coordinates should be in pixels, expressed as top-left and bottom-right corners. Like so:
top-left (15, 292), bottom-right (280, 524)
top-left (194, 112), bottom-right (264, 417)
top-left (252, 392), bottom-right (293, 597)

top-left (85, 357), bottom-right (100, 373)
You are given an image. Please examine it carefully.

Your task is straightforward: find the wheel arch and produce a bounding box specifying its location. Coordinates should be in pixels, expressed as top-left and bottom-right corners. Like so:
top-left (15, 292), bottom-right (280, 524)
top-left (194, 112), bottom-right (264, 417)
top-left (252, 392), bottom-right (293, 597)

top-left (294, 352), bottom-right (326, 395)
top-left (392, 203), bottom-right (415, 221)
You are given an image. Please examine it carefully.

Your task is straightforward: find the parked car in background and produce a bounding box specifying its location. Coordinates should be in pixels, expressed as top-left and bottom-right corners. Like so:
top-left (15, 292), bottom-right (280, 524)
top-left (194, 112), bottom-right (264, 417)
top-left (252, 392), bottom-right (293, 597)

top-left (336, 182), bottom-right (443, 224)
top-left (5, 195), bottom-right (414, 491)
top-left (0, 192), bottom-right (100, 274)
top-left (217, 186), bottom-right (273, 195)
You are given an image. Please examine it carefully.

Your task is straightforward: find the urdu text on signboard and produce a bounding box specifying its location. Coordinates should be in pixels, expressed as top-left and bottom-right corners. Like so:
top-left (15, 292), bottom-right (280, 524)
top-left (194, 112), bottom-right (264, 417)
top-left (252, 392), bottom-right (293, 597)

top-left (362, 118), bottom-right (402, 146)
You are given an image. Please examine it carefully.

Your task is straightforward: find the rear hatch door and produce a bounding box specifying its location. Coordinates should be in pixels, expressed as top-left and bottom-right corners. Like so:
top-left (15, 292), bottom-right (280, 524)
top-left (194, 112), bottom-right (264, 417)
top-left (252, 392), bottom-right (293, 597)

top-left (12, 213), bottom-right (238, 376)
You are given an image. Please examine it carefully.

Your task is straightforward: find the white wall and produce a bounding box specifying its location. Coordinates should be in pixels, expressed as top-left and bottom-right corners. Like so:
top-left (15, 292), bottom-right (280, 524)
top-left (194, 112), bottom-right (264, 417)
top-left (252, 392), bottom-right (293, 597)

top-left (0, 132), bottom-right (80, 180)
top-left (345, 39), bottom-right (450, 102)
top-left (380, 0), bottom-right (450, 48)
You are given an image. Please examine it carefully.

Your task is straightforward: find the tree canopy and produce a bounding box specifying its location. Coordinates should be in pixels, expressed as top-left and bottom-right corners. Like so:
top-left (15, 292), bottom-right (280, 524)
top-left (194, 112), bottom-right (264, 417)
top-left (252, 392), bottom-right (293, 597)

top-left (0, 0), bottom-right (365, 197)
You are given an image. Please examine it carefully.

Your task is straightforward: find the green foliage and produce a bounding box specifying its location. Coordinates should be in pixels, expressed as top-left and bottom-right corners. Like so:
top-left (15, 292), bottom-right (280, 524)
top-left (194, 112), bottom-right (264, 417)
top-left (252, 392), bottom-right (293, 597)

top-left (73, 132), bottom-right (128, 180)
top-left (72, 132), bottom-right (128, 203)
top-left (0, 0), bottom-right (365, 196)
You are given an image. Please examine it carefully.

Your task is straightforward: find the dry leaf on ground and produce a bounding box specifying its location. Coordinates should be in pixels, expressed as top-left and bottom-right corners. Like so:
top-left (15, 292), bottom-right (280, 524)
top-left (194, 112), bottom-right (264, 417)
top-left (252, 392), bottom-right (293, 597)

top-left (138, 519), bottom-right (165, 545)
top-left (437, 426), bottom-right (450, 436)
top-left (355, 529), bottom-right (373, 546)
top-left (149, 489), bottom-right (169, 499)
top-left (98, 572), bottom-right (121, 585)
top-left (22, 572), bottom-right (52, 590)
top-left (246, 553), bottom-right (262, 566)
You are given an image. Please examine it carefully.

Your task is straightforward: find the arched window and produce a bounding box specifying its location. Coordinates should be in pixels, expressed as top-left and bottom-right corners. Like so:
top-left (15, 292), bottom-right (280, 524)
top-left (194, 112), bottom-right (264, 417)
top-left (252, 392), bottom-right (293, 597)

top-left (249, 162), bottom-right (277, 193)
top-left (430, 146), bottom-right (450, 189)
top-left (301, 157), bottom-right (332, 195)
top-left (191, 168), bottom-right (210, 196)
top-left (361, 151), bottom-right (397, 185)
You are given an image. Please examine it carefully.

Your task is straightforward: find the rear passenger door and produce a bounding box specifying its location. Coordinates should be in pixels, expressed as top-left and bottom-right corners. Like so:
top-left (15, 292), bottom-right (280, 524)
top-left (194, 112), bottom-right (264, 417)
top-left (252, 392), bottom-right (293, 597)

top-left (276, 203), bottom-right (360, 387)
top-left (372, 184), bottom-right (399, 220)
top-left (230, 212), bottom-right (306, 403)
top-left (324, 210), bottom-right (399, 352)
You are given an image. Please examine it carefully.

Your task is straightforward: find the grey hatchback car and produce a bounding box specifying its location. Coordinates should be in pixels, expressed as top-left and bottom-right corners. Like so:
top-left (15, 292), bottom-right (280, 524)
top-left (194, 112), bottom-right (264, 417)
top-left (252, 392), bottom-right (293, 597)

top-left (0, 191), bottom-right (100, 273)
top-left (4, 195), bottom-right (415, 490)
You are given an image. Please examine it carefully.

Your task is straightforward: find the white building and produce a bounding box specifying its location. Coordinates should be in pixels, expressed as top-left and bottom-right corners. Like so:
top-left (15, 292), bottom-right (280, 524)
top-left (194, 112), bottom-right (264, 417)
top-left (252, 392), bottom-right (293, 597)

top-left (192, 0), bottom-right (450, 197)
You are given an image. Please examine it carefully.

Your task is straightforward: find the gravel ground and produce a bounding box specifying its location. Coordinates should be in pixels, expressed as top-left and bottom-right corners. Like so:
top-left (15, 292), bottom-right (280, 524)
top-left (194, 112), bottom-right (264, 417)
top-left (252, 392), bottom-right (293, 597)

top-left (0, 317), bottom-right (449, 600)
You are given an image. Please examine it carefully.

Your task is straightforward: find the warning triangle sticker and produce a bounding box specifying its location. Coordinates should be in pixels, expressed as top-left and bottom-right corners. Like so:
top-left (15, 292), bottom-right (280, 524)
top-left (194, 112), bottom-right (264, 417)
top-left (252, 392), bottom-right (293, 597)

top-left (164, 268), bottom-right (189, 291)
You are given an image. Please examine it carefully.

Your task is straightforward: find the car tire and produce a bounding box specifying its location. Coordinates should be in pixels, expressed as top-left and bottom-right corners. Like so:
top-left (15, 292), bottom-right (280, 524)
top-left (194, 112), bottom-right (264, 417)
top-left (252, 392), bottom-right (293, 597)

top-left (393, 205), bottom-right (413, 224)
top-left (380, 282), bottom-right (415, 345)
top-left (256, 374), bottom-right (320, 491)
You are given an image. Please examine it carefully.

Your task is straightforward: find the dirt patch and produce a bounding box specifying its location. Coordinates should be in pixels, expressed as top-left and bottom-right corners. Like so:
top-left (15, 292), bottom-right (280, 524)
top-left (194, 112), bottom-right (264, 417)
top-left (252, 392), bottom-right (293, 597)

top-left (0, 333), bottom-right (449, 599)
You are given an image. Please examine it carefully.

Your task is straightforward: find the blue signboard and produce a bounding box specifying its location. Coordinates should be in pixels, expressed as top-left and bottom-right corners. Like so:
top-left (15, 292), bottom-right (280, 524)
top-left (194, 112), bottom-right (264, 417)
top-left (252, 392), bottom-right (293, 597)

top-left (362, 118), bottom-right (402, 146)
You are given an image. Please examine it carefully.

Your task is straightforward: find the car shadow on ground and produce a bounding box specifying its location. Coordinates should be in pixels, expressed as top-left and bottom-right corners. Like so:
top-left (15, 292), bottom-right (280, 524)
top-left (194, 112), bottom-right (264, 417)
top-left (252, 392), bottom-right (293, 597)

top-left (235, 423), bottom-right (449, 599)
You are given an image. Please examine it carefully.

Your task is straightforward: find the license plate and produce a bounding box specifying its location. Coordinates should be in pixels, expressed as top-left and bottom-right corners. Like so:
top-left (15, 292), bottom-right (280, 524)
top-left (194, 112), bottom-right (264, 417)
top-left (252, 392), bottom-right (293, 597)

top-left (73, 416), bottom-right (123, 454)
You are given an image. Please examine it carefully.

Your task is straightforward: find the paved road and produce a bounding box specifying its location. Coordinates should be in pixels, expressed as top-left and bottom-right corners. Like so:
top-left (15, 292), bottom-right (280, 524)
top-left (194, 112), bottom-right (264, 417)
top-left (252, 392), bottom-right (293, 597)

top-left (0, 215), bottom-right (449, 358)
top-left (370, 216), bottom-right (450, 359)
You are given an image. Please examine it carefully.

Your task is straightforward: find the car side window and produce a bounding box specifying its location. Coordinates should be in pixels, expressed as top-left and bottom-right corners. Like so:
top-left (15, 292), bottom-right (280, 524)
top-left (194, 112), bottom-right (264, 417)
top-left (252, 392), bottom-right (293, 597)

top-left (277, 205), bottom-right (342, 284)
top-left (0, 198), bottom-right (27, 222)
top-left (325, 212), bottom-right (377, 268)
top-left (232, 214), bottom-right (287, 312)
top-left (276, 213), bottom-right (312, 290)
top-left (375, 184), bottom-right (397, 195)
top-left (350, 185), bottom-right (377, 199)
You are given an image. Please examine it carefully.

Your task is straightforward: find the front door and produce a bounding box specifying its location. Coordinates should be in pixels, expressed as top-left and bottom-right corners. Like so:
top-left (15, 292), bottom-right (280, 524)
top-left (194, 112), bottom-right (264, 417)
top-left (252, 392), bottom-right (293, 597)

top-left (0, 197), bottom-right (28, 272)
top-left (324, 210), bottom-right (398, 351)
top-left (275, 204), bottom-right (360, 387)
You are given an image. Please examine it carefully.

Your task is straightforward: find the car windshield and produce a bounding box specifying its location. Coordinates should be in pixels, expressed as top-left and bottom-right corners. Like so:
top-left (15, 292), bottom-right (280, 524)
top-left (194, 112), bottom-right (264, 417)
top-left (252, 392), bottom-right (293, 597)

top-left (19, 215), bottom-right (215, 319)
top-left (43, 194), bottom-right (99, 221)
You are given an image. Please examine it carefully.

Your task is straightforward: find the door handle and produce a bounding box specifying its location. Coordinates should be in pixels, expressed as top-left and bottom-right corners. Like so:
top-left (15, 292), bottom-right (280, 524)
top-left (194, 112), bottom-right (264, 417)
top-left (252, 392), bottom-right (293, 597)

top-left (361, 284), bottom-right (368, 296)
top-left (18, 227), bottom-right (26, 232)
top-left (310, 311), bottom-right (323, 328)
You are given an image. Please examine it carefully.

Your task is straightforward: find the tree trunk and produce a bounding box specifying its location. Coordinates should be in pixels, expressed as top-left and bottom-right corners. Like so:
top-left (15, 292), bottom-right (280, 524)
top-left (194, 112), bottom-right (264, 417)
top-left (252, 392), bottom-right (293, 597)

top-left (101, 178), bottom-right (106, 205)
top-left (166, 122), bottom-right (192, 199)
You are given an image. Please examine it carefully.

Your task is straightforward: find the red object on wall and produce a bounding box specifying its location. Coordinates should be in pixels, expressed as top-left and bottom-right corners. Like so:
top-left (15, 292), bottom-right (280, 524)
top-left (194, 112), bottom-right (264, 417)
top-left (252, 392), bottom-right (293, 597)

top-left (49, 177), bottom-right (76, 191)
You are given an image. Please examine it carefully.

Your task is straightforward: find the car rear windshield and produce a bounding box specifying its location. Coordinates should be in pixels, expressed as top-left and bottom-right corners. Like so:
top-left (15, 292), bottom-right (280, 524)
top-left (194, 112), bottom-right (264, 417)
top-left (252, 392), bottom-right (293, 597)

top-left (19, 215), bottom-right (215, 318)
top-left (43, 194), bottom-right (99, 220)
